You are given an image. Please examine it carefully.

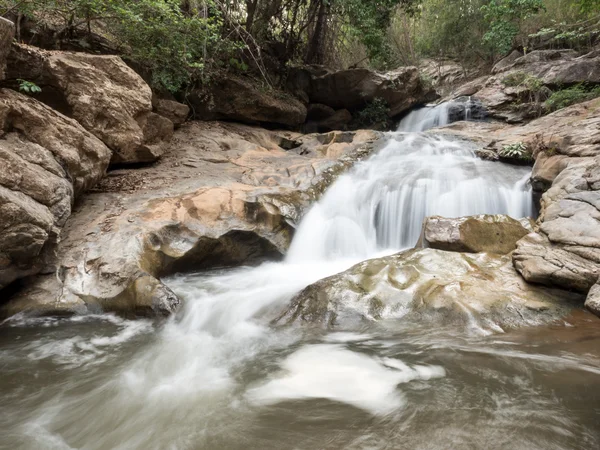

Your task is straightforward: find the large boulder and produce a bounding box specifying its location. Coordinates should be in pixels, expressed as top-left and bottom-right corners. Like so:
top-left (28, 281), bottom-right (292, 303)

top-left (1, 123), bottom-right (380, 318)
top-left (0, 88), bottom-right (111, 290)
top-left (5, 43), bottom-right (173, 164)
top-left (289, 66), bottom-right (436, 118)
top-left (0, 18), bottom-right (14, 80)
top-left (513, 156), bottom-right (600, 293)
top-left (278, 249), bottom-right (581, 331)
top-left (188, 75), bottom-right (307, 127)
top-left (418, 214), bottom-right (531, 254)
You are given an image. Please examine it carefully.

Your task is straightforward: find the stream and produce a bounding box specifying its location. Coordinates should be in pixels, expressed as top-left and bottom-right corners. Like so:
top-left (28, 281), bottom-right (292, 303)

top-left (1, 107), bottom-right (599, 449)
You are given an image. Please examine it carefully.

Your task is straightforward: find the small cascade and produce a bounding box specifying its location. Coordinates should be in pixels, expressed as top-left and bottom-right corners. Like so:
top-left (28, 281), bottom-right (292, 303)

top-left (287, 133), bottom-right (533, 262)
top-left (397, 97), bottom-right (481, 132)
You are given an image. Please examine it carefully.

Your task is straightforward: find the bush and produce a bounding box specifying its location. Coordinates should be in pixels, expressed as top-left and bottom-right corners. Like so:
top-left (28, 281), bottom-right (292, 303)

top-left (356, 98), bottom-right (391, 128)
top-left (499, 142), bottom-right (533, 162)
top-left (545, 84), bottom-right (600, 111)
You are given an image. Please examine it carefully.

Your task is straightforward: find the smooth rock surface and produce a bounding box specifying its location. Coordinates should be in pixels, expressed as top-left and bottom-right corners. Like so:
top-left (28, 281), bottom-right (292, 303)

top-left (6, 43), bottom-right (172, 164)
top-left (278, 248), bottom-right (580, 331)
top-left (2, 123), bottom-right (380, 318)
top-left (0, 88), bottom-right (111, 290)
top-left (418, 214), bottom-right (531, 254)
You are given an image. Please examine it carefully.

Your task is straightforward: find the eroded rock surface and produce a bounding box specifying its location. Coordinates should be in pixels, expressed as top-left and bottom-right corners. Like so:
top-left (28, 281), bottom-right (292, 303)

top-left (2, 123), bottom-right (380, 318)
top-left (418, 214), bottom-right (530, 254)
top-left (0, 88), bottom-right (111, 290)
top-left (278, 249), bottom-right (580, 331)
top-left (6, 43), bottom-right (173, 163)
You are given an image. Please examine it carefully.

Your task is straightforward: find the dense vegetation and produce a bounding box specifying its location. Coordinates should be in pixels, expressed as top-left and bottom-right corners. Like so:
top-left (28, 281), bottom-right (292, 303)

top-left (1, 0), bottom-right (598, 94)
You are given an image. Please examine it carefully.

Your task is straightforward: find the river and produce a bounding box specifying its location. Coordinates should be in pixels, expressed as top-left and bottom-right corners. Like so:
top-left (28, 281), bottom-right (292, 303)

top-left (0, 107), bottom-right (598, 449)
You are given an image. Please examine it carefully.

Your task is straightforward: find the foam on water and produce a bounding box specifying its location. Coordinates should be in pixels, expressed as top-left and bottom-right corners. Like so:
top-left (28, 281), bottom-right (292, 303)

top-left (246, 344), bottom-right (445, 415)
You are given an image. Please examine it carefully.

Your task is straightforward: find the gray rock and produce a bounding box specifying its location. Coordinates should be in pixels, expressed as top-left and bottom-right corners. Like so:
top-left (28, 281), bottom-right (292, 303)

top-left (585, 281), bottom-right (600, 318)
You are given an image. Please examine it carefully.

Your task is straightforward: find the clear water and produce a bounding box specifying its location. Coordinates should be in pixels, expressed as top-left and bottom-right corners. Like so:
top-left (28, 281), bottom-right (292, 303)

top-left (1, 118), bottom-right (598, 449)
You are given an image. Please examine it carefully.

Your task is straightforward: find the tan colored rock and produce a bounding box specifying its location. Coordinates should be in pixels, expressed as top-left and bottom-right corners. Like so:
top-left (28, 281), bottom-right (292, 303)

top-left (0, 18), bottom-right (14, 80)
top-left (418, 214), bottom-right (531, 255)
top-left (0, 88), bottom-right (111, 289)
top-left (278, 249), bottom-right (580, 330)
top-left (152, 97), bottom-right (189, 127)
top-left (189, 75), bottom-right (307, 127)
top-left (6, 43), bottom-right (172, 164)
top-left (2, 122), bottom-right (381, 318)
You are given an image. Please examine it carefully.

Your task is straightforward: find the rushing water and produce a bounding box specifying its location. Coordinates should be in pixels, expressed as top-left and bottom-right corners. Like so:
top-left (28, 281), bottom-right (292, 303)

top-left (1, 111), bottom-right (599, 449)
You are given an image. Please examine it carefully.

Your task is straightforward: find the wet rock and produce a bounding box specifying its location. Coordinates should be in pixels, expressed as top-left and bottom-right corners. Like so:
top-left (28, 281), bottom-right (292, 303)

top-left (290, 66), bottom-right (437, 118)
top-left (6, 43), bottom-right (173, 164)
top-left (418, 214), bottom-right (531, 255)
top-left (2, 123), bottom-right (381, 318)
top-left (0, 18), bottom-right (14, 80)
top-left (0, 89), bottom-right (111, 290)
top-left (188, 75), bottom-right (307, 127)
top-left (278, 249), bottom-right (580, 330)
top-left (313, 109), bottom-right (353, 132)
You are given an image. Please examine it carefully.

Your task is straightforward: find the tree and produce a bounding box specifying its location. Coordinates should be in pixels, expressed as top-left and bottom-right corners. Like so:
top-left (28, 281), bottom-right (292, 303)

top-left (481, 0), bottom-right (545, 56)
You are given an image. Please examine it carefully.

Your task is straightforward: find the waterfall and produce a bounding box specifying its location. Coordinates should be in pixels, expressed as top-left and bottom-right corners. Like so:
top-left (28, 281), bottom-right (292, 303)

top-left (287, 133), bottom-right (533, 262)
top-left (397, 97), bottom-right (480, 132)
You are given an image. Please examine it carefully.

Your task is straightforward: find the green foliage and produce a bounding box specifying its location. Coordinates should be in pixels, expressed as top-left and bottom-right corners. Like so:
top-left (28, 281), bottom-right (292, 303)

top-left (17, 79), bottom-right (41, 94)
top-left (499, 142), bottom-right (533, 161)
top-left (545, 84), bottom-right (600, 111)
top-left (356, 98), bottom-right (391, 127)
top-left (481, 0), bottom-right (545, 55)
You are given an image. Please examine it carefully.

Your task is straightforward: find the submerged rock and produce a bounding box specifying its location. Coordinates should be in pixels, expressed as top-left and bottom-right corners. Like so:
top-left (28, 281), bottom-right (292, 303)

top-left (418, 214), bottom-right (530, 255)
top-left (278, 249), bottom-right (581, 331)
top-left (6, 43), bottom-right (173, 164)
top-left (0, 89), bottom-right (111, 290)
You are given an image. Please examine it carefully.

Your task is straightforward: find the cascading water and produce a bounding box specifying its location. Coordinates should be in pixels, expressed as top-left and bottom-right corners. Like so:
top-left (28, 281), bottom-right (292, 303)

top-left (1, 105), bottom-right (598, 450)
top-left (287, 132), bottom-right (533, 262)
top-left (397, 97), bottom-right (480, 132)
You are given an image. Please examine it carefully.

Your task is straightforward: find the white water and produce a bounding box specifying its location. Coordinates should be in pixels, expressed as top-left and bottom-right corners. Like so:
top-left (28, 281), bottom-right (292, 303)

top-left (2, 108), bottom-right (574, 450)
top-left (288, 133), bottom-right (533, 262)
top-left (397, 97), bottom-right (475, 132)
